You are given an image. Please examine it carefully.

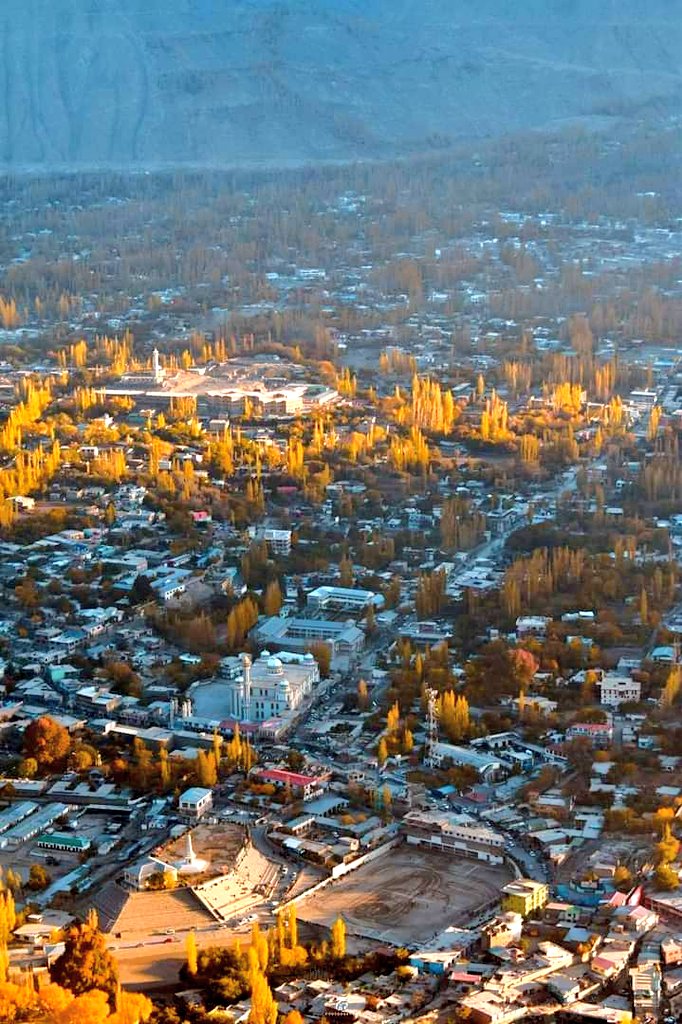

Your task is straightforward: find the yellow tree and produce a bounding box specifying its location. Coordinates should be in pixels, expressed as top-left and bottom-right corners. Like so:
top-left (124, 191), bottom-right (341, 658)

top-left (662, 666), bottom-right (681, 708)
top-left (251, 921), bottom-right (269, 971)
top-left (263, 580), bottom-right (283, 616)
top-left (186, 930), bottom-right (198, 975)
top-left (249, 968), bottom-right (277, 1024)
top-left (288, 905), bottom-right (298, 949)
top-left (330, 916), bottom-right (346, 959)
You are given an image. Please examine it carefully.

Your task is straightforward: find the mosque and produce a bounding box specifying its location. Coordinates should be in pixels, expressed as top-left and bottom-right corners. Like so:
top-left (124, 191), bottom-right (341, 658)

top-left (221, 650), bottom-right (320, 723)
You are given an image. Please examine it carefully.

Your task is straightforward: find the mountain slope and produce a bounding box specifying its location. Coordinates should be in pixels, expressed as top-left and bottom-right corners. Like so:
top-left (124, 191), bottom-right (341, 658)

top-left (1, 0), bottom-right (681, 169)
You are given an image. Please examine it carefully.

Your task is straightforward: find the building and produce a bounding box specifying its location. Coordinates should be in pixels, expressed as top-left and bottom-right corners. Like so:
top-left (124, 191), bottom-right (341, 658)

top-left (36, 832), bottom-right (91, 853)
top-left (643, 891), bottom-right (682, 923)
top-left (75, 686), bottom-right (122, 717)
top-left (567, 722), bottom-right (614, 748)
top-left (178, 787), bottom-right (213, 820)
top-left (629, 962), bottom-right (661, 1019)
top-left (255, 616), bottom-right (364, 659)
top-left (428, 741), bottom-right (506, 781)
top-left (500, 879), bottom-right (549, 917)
top-left (253, 768), bottom-right (326, 801)
top-left (628, 389), bottom-right (658, 411)
top-left (104, 360), bottom-right (340, 418)
top-left (249, 527), bottom-right (292, 556)
top-left (0, 800), bottom-right (38, 834)
top-left (220, 650), bottom-right (319, 723)
top-left (124, 856), bottom-right (179, 890)
top-left (398, 620), bottom-right (454, 646)
top-left (459, 989), bottom-right (526, 1024)
top-left (0, 803), bottom-right (69, 849)
top-left (597, 674), bottom-right (641, 708)
top-left (515, 616), bottom-right (551, 638)
top-left (306, 585), bottom-right (384, 614)
top-left (481, 913), bottom-right (524, 950)
top-left (403, 810), bottom-right (506, 864)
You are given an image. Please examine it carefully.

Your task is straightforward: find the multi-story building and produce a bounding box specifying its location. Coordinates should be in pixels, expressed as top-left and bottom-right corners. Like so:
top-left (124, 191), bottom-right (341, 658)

top-left (629, 962), bottom-right (661, 1020)
top-left (500, 879), bottom-right (549, 917)
top-left (481, 912), bottom-right (524, 950)
top-left (566, 721), bottom-right (614, 748)
top-left (178, 786), bottom-right (213, 820)
top-left (403, 810), bottom-right (506, 864)
top-left (249, 526), bottom-right (292, 556)
top-left (306, 585), bottom-right (384, 614)
top-left (220, 650), bottom-right (319, 723)
top-left (252, 768), bottom-right (327, 801)
top-left (515, 615), bottom-right (551, 638)
top-left (597, 674), bottom-right (641, 708)
top-left (75, 686), bottom-right (122, 717)
top-left (255, 616), bottom-right (364, 659)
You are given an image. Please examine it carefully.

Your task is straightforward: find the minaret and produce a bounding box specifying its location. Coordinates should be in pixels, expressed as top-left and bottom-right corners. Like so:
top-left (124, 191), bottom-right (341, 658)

top-left (240, 652), bottom-right (252, 719)
top-left (186, 831), bottom-right (195, 864)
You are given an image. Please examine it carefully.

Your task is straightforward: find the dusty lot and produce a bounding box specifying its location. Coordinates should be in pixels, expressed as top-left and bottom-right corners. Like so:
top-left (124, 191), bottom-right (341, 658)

top-left (296, 846), bottom-right (512, 944)
top-left (159, 821), bottom-right (246, 875)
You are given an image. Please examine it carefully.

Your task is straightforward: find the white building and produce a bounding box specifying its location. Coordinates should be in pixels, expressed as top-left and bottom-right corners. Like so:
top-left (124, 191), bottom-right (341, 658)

top-left (597, 674), bottom-right (641, 708)
top-left (249, 527), bottom-right (292, 555)
top-left (221, 650), bottom-right (319, 723)
top-left (515, 615), bottom-right (551, 638)
top-left (306, 585), bottom-right (384, 614)
top-left (255, 616), bottom-right (364, 659)
top-left (429, 741), bottom-right (506, 781)
top-left (178, 786), bottom-right (213, 820)
top-left (403, 810), bottom-right (506, 864)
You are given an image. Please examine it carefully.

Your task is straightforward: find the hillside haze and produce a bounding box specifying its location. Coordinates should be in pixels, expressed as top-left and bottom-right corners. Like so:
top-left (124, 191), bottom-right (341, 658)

top-left (2, 0), bottom-right (681, 170)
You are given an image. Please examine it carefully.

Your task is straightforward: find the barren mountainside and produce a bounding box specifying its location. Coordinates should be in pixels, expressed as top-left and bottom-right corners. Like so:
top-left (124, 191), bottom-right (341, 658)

top-left (2, 0), bottom-right (681, 169)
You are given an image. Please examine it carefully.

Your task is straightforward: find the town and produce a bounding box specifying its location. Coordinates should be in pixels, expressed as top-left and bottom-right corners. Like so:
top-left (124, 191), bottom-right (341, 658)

top-left (0, 120), bottom-right (680, 1024)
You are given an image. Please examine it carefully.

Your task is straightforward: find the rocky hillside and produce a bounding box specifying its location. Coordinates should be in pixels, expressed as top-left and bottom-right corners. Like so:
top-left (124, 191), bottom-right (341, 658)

top-left (1, 0), bottom-right (680, 169)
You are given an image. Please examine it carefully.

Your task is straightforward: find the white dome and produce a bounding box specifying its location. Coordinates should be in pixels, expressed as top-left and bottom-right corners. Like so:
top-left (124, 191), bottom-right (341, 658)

top-left (267, 656), bottom-right (283, 673)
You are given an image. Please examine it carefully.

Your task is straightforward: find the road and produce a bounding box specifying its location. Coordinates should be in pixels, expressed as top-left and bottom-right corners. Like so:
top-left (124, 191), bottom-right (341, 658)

top-left (114, 923), bottom-right (244, 990)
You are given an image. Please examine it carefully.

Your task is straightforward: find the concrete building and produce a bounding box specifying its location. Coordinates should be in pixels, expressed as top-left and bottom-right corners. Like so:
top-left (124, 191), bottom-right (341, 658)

top-left (178, 786), bottom-right (213, 820)
top-left (306, 585), bottom-right (384, 614)
top-left (403, 810), bottom-right (506, 864)
top-left (629, 962), bottom-right (661, 1019)
top-left (255, 615), bottom-right (364, 659)
top-left (500, 879), bottom-right (549, 917)
top-left (36, 833), bottom-right (91, 853)
top-left (428, 741), bottom-right (506, 781)
top-left (104, 362), bottom-right (340, 418)
top-left (249, 527), bottom-right (292, 555)
top-left (221, 650), bottom-right (319, 723)
top-left (566, 721), bottom-right (614, 748)
top-left (253, 768), bottom-right (326, 801)
top-left (597, 674), bottom-right (641, 708)
top-left (515, 616), bottom-right (551, 638)
top-left (481, 913), bottom-right (524, 950)
top-left (398, 620), bottom-right (454, 646)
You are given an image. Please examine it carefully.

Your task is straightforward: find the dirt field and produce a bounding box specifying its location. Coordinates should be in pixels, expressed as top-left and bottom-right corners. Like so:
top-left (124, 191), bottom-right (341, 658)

top-left (296, 846), bottom-right (512, 945)
top-left (157, 822), bottom-right (246, 877)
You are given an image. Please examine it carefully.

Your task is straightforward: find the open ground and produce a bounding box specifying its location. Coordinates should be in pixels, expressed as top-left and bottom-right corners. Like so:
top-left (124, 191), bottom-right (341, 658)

top-left (295, 846), bottom-right (513, 945)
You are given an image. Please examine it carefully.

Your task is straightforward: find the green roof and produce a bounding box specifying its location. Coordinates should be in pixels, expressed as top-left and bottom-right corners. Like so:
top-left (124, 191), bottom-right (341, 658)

top-left (36, 832), bottom-right (90, 851)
